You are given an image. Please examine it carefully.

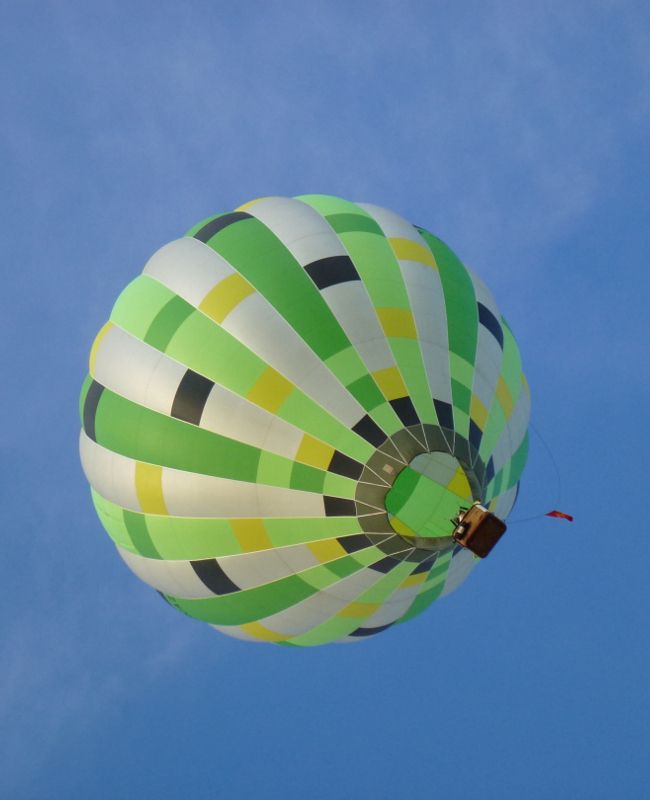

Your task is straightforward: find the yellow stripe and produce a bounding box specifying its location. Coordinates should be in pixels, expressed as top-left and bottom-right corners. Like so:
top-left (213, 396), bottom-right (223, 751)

top-left (89, 321), bottom-right (113, 375)
top-left (372, 366), bottom-right (408, 400)
top-left (135, 462), bottom-right (168, 514)
top-left (496, 376), bottom-right (514, 418)
top-left (389, 237), bottom-right (436, 267)
top-left (399, 572), bottom-right (428, 589)
top-left (235, 197), bottom-right (269, 212)
top-left (246, 367), bottom-right (294, 413)
top-left (337, 601), bottom-right (380, 618)
top-left (295, 434), bottom-right (335, 470)
top-left (388, 516), bottom-right (416, 538)
top-left (230, 519), bottom-right (273, 553)
top-left (447, 467), bottom-right (472, 499)
top-left (240, 621), bottom-right (290, 642)
top-left (377, 307), bottom-right (418, 339)
top-left (470, 394), bottom-right (489, 430)
top-left (308, 538), bottom-right (347, 563)
top-left (199, 273), bottom-right (255, 324)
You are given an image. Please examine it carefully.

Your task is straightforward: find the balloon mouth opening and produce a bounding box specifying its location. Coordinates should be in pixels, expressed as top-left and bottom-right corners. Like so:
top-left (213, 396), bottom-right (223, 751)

top-left (384, 451), bottom-right (480, 549)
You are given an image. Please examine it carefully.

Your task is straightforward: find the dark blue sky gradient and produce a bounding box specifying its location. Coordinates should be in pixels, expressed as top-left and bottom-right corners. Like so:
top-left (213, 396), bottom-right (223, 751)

top-left (2, 3), bottom-right (648, 798)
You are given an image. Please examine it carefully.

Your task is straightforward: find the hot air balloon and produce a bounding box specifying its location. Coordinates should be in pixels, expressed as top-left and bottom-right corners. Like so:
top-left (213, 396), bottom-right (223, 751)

top-left (79, 194), bottom-right (530, 645)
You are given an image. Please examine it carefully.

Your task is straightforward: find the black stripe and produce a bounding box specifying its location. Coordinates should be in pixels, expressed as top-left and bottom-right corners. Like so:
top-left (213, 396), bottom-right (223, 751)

top-left (304, 256), bottom-right (360, 289)
top-left (433, 399), bottom-right (454, 431)
top-left (379, 535), bottom-right (413, 556)
top-left (485, 457), bottom-right (495, 484)
top-left (171, 369), bottom-right (214, 424)
top-left (328, 450), bottom-right (363, 480)
top-left (337, 534), bottom-right (370, 554)
top-left (469, 419), bottom-right (483, 451)
top-left (83, 380), bottom-right (104, 442)
top-left (412, 554), bottom-right (438, 574)
top-left (352, 415), bottom-right (386, 447)
top-left (349, 623), bottom-right (393, 637)
top-left (369, 556), bottom-right (402, 574)
top-left (323, 497), bottom-right (357, 516)
top-left (190, 559), bottom-right (240, 595)
top-left (477, 303), bottom-right (504, 348)
top-left (193, 212), bottom-right (252, 243)
top-left (389, 397), bottom-right (420, 427)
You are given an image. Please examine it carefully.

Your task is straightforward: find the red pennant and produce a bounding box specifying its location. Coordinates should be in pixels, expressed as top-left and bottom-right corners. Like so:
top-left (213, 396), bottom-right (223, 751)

top-left (546, 510), bottom-right (574, 522)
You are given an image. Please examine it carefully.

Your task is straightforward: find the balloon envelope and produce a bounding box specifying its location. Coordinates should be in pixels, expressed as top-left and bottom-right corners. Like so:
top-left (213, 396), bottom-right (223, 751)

top-left (79, 194), bottom-right (530, 645)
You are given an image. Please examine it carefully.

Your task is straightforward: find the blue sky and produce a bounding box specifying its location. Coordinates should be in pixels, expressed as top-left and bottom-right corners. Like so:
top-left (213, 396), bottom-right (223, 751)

top-left (2, 2), bottom-right (649, 798)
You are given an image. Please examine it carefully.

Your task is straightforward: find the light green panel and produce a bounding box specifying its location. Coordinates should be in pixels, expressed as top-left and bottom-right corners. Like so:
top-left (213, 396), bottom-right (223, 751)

top-left (278, 392), bottom-right (374, 463)
top-left (297, 194), bottom-right (364, 216)
top-left (264, 517), bottom-right (362, 546)
top-left (389, 339), bottom-right (437, 424)
top-left (256, 451), bottom-right (293, 487)
top-left (449, 352), bottom-right (475, 388)
top-left (92, 490), bottom-right (133, 551)
top-left (322, 472), bottom-right (357, 498)
top-left (337, 232), bottom-right (412, 309)
top-left (479, 402), bottom-right (507, 463)
top-left (500, 321), bottom-right (524, 408)
top-left (110, 276), bottom-right (173, 341)
top-left (285, 560), bottom-right (414, 646)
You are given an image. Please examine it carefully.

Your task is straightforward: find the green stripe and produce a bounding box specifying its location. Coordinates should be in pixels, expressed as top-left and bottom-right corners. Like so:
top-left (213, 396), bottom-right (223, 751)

top-left (196, 217), bottom-right (350, 361)
top-left (506, 432), bottom-right (529, 490)
top-left (479, 402), bottom-right (506, 464)
top-left (110, 276), bottom-right (172, 340)
top-left (195, 215), bottom-right (402, 443)
top-left (418, 230), bottom-right (478, 365)
top-left (91, 386), bottom-right (262, 483)
top-left (90, 386), bottom-right (357, 496)
top-left (418, 228), bottom-right (477, 436)
top-left (166, 573), bottom-right (317, 625)
top-left (396, 584), bottom-right (442, 624)
top-left (499, 321), bottom-right (524, 405)
top-left (109, 276), bottom-right (375, 463)
top-left (145, 295), bottom-right (194, 351)
top-left (347, 374), bottom-right (385, 410)
top-left (396, 551), bottom-right (454, 624)
top-left (479, 325), bottom-right (523, 464)
top-left (92, 490), bottom-right (133, 551)
top-left (302, 195), bottom-right (436, 425)
top-left (264, 517), bottom-right (361, 546)
top-left (168, 548), bottom-right (378, 625)
top-left (288, 559), bottom-right (414, 646)
top-left (92, 490), bottom-right (364, 559)
top-left (123, 510), bottom-right (160, 558)
top-left (326, 212), bottom-right (383, 235)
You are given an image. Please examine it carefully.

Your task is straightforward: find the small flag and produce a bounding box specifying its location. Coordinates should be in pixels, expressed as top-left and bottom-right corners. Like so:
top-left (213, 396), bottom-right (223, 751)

top-left (546, 510), bottom-right (574, 522)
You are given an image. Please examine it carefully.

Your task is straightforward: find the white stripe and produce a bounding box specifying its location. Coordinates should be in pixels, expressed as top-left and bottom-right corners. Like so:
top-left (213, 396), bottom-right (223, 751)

top-left (79, 433), bottom-right (326, 518)
top-left (117, 546), bottom-right (215, 598)
top-left (440, 548), bottom-right (478, 597)
top-left (222, 293), bottom-right (364, 427)
top-left (245, 196), bottom-right (348, 264)
top-left (143, 237), bottom-right (234, 304)
top-left (92, 325), bottom-right (186, 415)
top-left (79, 431), bottom-right (139, 511)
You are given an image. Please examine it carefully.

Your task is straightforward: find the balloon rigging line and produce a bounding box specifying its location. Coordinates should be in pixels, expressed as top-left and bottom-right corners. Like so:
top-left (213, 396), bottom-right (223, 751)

top-left (508, 419), bottom-right (562, 525)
